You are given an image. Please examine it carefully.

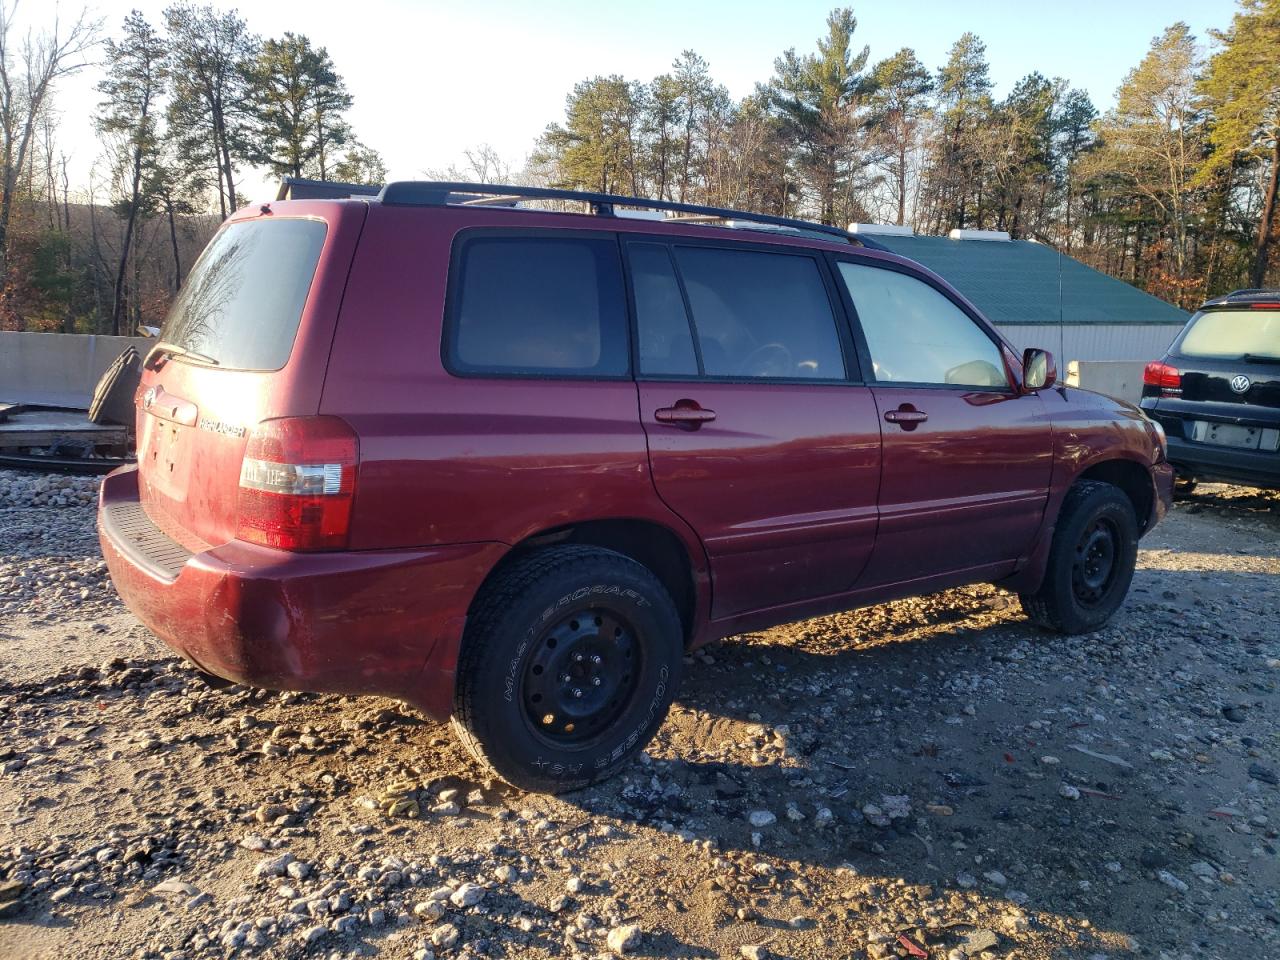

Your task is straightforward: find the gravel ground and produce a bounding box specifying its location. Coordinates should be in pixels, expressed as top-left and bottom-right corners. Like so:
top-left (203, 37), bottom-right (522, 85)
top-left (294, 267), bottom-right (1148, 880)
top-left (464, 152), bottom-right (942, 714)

top-left (1, 469), bottom-right (1278, 960)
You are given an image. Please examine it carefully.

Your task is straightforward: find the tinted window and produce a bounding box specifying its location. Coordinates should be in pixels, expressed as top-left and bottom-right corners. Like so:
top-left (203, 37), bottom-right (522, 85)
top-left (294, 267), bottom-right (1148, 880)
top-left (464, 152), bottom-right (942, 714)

top-left (629, 243), bottom-right (698, 376)
top-left (1176, 309), bottom-right (1280, 360)
top-left (450, 237), bottom-right (628, 376)
top-left (838, 262), bottom-right (1008, 388)
top-left (673, 247), bottom-right (845, 379)
top-left (159, 218), bottom-right (326, 370)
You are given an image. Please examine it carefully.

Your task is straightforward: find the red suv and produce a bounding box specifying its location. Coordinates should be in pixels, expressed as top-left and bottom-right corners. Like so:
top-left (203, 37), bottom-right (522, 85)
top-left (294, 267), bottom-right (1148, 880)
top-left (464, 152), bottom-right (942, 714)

top-left (99, 181), bottom-right (1173, 792)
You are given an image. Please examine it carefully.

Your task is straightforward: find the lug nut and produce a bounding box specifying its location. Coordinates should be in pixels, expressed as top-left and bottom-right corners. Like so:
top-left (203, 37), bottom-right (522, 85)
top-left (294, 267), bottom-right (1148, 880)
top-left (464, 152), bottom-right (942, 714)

top-left (590, 655), bottom-right (602, 665)
top-left (559, 674), bottom-right (570, 684)
top-left (592, 677), bottom-right (602, 686)
top-left (573, 688), bottom-right (583, 698)
top-left (574, 653), bottom-right (585, 663)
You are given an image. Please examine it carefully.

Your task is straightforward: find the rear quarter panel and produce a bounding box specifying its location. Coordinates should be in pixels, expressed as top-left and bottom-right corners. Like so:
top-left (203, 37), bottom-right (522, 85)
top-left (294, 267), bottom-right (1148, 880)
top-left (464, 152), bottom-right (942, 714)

top-left (134, 201), bottom-right (368, 547)
top-left (319, 205), bottom-right (708, 575)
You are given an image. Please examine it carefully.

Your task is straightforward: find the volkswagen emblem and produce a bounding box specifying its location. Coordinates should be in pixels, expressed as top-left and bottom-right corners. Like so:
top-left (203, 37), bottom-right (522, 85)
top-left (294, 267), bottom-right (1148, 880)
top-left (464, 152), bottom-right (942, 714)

top-left (1229, 374), bottom-right (1251, 395)
top-left (143, 386), bottom-right (158, 410)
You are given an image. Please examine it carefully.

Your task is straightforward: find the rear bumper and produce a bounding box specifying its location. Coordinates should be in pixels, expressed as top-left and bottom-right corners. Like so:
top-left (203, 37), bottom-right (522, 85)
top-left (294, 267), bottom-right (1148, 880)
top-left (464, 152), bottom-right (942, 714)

top-left (1165, 436), bottom-right (1280, 489)
top-left (97, 465), bottom-right (505, 719)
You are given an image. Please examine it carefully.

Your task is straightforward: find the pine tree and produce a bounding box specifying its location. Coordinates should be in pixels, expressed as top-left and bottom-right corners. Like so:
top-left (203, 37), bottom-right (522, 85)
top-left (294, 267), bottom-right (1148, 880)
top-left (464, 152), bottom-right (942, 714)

top-left (927, 32), bottom-right (994, 230)
top-left (1054, 89), bottom-right (1098, 249)
top-left (1200, 0), bottom-right (1280, 286)
top-left (164, 4), bottom-right (258, 219)
top-left (866, 48), bottom-right (932, 225)
top-left (97, 11), bottom-right (167, 335)
top-left (1096, 23), bottom-right (1203, 284)
top-left (538, 77), bottom-right (643, 194)
top-left (769, 7), bottom-right (871, 225)
top-left (331, 142), bottom-right (387, 185)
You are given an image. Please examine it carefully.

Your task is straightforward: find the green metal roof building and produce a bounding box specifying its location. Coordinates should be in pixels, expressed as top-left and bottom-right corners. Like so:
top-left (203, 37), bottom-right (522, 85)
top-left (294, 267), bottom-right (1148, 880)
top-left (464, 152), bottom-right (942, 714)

top-left (853, 227), bottom-right (1190, 363)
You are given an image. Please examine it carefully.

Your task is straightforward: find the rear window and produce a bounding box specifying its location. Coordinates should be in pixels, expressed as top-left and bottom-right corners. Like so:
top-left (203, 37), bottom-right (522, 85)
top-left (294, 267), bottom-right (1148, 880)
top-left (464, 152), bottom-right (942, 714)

top-left (672, 247), bottom-right (845, 379)
top-left (159, 218), bottom-right (327, 370)
top-left (1177, 309), bottom-right (1280, 360)
top-left (447, 236), bottom-right (629, 377)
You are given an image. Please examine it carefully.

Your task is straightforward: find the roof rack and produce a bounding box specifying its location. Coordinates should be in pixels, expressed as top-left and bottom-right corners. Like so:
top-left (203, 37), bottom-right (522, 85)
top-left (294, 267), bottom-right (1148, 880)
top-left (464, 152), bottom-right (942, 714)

top-left (374, 180), bottom-right (879, 248)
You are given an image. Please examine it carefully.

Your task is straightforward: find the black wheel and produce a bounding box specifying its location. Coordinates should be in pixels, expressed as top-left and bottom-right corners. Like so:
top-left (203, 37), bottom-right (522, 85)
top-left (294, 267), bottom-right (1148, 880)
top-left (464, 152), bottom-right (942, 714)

top-left (451, 545), bottom-right (682, 793)
top-left (1019, 480), bottom-right (1138, 634)
top-left (1173, 474), bottom-right (1198, 498)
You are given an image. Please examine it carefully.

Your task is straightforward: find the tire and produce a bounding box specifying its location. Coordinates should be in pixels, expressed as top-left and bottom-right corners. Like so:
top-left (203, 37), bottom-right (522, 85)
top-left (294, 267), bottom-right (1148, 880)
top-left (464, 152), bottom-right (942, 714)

top-left (1173, 475), bottom-right (1198, 498)
top-left (451, 545), bottom-right (683, 793)
top-left (1019, 480), bottom-right (1139, 634)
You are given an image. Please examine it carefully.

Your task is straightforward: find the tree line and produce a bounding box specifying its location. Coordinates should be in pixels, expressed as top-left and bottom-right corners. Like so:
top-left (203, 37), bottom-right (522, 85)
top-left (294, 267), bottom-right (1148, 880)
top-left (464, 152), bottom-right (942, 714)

top-left (1, 2), bottom-right (1275, 335)
top-left (0, 3), bottom-right (384, 335)
top-left (532, 3), bottom-right (1279, 306)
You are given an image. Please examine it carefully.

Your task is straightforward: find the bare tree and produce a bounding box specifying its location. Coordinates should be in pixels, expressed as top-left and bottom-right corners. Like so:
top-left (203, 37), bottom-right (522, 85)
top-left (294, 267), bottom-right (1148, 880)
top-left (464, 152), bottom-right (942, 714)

top-left (0, 2), bottom-right (99, 297)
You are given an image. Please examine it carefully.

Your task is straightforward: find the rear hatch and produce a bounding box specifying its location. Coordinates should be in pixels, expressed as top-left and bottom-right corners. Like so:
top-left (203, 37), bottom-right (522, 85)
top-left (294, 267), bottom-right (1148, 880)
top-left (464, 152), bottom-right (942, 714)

top-left (135, 202), bottom-right (366, 549)
top-left (1143, 305), bottom-right (1280, 451)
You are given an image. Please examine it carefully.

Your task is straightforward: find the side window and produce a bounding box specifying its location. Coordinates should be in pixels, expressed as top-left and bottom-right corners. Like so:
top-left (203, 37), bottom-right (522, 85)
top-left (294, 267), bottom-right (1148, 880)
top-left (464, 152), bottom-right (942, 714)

top-left (837, 261), bottom-right (1009, 389)
top-left (448, 236), bottom-right (628, 376)
top-left (672, 247), bottom-right (846, 380)
top-left (628, 243), bottom-right (699, 376)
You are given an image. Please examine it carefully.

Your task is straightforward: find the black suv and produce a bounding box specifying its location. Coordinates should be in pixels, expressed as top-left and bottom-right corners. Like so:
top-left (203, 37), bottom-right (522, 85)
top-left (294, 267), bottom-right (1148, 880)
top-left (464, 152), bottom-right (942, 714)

top-left (1141, 289), bottom-right (1280, 491)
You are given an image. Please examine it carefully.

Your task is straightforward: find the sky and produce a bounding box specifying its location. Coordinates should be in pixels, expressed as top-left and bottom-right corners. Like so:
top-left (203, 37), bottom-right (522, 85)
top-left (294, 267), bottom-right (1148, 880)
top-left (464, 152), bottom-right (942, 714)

top-left (31, 0), bottom-right (1243, 204)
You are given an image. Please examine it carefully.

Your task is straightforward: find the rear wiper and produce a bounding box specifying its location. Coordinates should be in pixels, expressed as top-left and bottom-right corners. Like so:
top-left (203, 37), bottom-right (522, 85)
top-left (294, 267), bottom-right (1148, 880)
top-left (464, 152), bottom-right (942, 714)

top-left (144, 341), bottom-right (219, 368)
top-left (1241, 353), bottom-right (1280, 364)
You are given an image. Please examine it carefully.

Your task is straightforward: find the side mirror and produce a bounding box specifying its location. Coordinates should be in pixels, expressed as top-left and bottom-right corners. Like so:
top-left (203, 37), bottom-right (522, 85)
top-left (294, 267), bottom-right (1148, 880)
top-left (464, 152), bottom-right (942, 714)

top-left (1023, 348), bottom-right (1056, 392)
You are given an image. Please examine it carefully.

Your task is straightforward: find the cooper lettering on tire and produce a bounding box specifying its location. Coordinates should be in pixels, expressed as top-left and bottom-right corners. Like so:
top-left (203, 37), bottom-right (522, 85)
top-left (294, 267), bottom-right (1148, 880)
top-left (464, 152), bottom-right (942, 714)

top-left (449, 545), bottom-right (683, 793)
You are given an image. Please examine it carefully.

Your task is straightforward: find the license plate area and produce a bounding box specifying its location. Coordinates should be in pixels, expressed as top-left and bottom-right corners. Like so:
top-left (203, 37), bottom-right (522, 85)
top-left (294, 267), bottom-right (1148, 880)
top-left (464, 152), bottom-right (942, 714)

top-left (1190, 420), bottom-right (1280, 451)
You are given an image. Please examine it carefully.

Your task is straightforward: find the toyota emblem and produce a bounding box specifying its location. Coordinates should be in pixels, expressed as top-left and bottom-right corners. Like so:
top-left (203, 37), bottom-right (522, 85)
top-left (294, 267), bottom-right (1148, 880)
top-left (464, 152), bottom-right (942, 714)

top-left (1229, 374), bottom-right (1251, 394)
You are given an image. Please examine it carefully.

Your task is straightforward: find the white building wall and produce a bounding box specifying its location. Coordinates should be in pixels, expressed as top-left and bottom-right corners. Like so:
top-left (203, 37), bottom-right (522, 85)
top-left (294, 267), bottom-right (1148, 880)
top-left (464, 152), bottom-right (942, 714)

top-left (994, 324), bottom-right (1185, 364)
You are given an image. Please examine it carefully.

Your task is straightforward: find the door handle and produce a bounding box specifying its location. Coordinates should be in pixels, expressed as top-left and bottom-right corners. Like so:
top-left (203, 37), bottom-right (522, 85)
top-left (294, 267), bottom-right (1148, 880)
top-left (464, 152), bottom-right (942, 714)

top-left (655, 400), bottom-right (716, 429)
top-left (884, 405), bottom-right (928, 430)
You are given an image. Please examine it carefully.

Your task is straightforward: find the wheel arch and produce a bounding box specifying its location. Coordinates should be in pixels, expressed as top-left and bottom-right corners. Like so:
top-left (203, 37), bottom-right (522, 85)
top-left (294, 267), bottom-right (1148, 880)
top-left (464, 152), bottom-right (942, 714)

top-left (474, 517), bottom-right (705, 647)
top-left (1075, 456), bottom-right (1155, 533)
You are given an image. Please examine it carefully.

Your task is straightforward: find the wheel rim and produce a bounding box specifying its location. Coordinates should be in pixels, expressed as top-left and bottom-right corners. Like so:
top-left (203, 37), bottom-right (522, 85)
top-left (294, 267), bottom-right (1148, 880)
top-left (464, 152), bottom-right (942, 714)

top-left (1072, 517), bottom-right (1119, 606)
top-left (522, 608), bottom-right (639, 744)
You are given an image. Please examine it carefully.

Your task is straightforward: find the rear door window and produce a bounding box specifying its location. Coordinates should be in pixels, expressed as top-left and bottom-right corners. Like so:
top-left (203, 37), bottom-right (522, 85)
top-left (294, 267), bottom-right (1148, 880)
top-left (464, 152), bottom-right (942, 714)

top-left (628, 243), bottom-right (699, 376)
top-left (447, 236), bottom-right (629, 377)
top-left (159, 218), bottom-right (327, 370)
top-left (671, 246), bottom-right (846, 380)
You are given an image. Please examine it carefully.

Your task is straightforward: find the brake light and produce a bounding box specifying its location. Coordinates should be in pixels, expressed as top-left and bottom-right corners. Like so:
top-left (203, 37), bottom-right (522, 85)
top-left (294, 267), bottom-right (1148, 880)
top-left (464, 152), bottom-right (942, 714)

top-left (237, 416), bottom-right (358, 550)
top-left (1143, 361), bottom-right (1181, 394)
top-left (1251, 303), bottom-right (1280, 309)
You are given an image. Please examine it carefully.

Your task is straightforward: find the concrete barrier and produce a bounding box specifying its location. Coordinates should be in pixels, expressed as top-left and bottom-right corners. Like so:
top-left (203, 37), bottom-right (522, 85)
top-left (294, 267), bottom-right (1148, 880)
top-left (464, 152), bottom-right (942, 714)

top-left (0, 331), bottom-right (152, 408)
top-left (1065, 360), bottom-right (1147, 405)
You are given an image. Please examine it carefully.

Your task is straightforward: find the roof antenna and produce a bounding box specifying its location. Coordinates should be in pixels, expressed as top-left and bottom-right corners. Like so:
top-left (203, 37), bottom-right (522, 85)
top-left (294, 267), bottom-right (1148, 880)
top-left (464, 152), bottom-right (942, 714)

top-left (1058, 240), bottom-right (1065, 374)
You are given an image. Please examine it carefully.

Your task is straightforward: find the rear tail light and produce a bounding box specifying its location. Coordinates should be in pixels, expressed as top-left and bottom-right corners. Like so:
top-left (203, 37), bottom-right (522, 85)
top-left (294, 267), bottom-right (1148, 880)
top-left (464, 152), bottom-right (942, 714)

top-left (237, 416), bottom-right (358, 550)
top-left (1143, 361), bottom-right (1182, 395)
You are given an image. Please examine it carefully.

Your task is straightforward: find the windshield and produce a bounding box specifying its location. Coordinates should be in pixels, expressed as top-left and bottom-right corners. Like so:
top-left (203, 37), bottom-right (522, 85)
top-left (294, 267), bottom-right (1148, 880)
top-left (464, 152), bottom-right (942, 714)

top-left (1176, 309), bottom-right (1280, 361)
top-left (158, 218), bottom-right (327, 371)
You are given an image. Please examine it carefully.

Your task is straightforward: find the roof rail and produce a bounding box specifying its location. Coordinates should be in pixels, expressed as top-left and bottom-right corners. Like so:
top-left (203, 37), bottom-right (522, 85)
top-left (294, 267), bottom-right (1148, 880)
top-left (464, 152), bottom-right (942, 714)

top-left (276, 176), bottom-right (382, 201)
top-left (1204, 287), bottom-right (1280, 306)
top-left (375, 180), bottom-right (878, 248)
